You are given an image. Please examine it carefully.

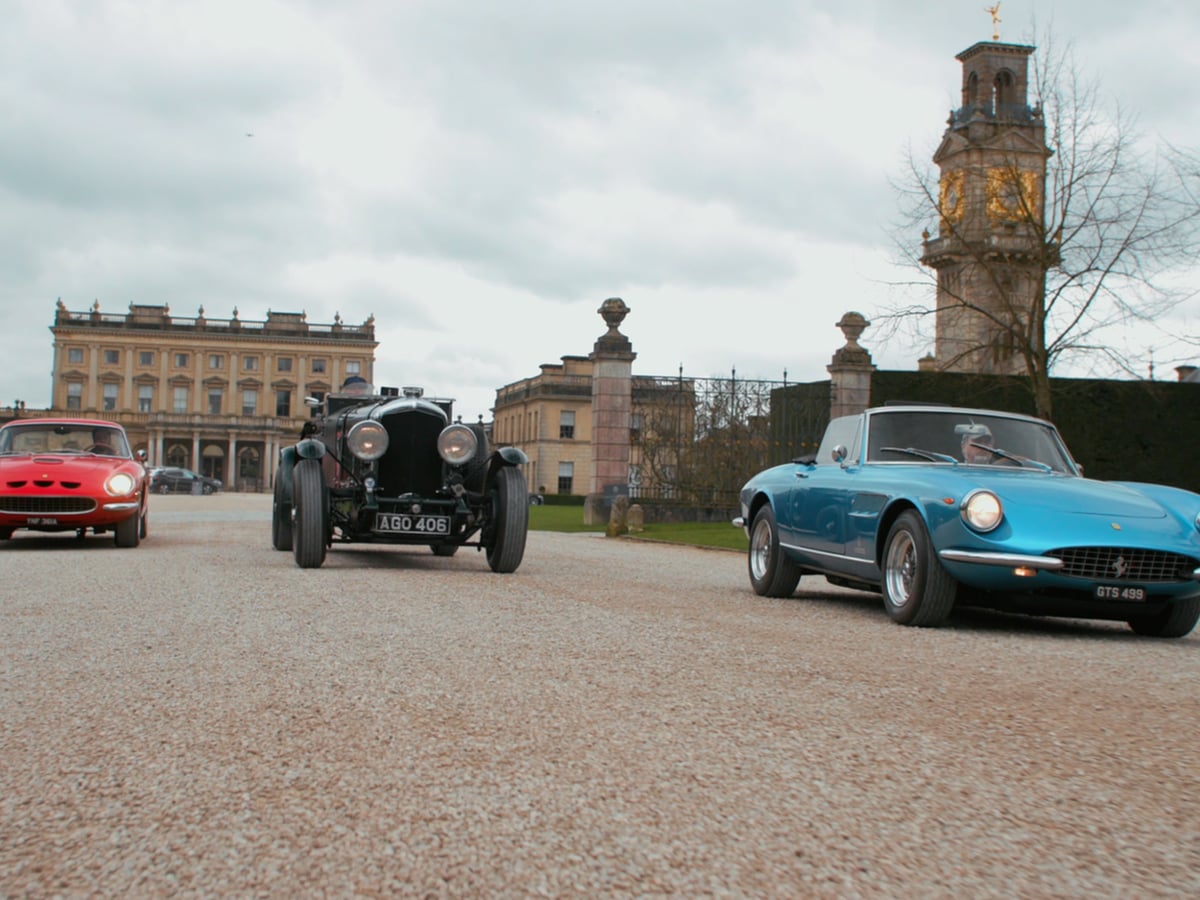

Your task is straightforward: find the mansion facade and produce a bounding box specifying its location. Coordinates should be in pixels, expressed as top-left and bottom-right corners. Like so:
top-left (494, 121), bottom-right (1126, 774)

top-left (45, 300), bottom-right (377, 491)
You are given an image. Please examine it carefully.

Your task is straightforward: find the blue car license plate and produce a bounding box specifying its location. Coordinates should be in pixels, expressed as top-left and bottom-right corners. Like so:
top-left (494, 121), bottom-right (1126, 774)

top-left (374, 513), bottom-right (451, 536)
top-left (1094, 584), bottom-right (1146, 601)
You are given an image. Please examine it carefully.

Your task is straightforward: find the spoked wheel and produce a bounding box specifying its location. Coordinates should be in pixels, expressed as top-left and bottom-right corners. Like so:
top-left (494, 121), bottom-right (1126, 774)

top-left (291, 458), bottom-right (328, 569)
top-left (271, 470), bottom-right (293, 551)
top-left (748, 505), bottom-right (801, 598)
top-left (881, 510), bottom-right (956, 626)
top-left (485, 467), bottom-right (528, 573)
top-left (1127, 596), bottom-right (1200, 638)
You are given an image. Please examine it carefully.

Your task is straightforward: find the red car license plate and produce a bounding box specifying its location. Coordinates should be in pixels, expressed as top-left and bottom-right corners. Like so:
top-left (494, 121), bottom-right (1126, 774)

top-left (1094, 584), bottom-right (1146, 601)
top-left (374, 513), bottom-right (450, 535)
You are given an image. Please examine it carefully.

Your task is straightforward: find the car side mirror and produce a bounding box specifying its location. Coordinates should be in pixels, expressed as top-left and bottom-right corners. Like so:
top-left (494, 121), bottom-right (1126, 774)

top-left (304, 396), bottom-right (322, 408)
top-left (136, 449), bottom-right (147, 461)
top-left (831, 444), bottom-right (847, 463)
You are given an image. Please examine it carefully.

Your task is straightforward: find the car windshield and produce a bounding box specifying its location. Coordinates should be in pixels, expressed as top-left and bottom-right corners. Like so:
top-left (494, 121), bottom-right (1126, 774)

top-left (0, 423), bottom-right (132, 457)
top-left (865, 410), bottom-right (1076, 473)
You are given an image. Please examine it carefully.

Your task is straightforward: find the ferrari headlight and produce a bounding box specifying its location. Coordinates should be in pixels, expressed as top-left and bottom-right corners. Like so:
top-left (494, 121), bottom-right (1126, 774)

top-left (961, 489), bottom-right (1003, 532)
top-left (105, 472), bottom-right (136, 497)
top-left (437, 424), bottom-right (478, 466)
top-left (347, 420), bottom-right (388, 461)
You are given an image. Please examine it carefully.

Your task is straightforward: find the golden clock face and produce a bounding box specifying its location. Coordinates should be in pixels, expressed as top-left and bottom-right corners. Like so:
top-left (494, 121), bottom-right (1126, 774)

top-left (987, 168), bottom-right (1039, 220)
top-left (939, 170), bottom-right (965, 224)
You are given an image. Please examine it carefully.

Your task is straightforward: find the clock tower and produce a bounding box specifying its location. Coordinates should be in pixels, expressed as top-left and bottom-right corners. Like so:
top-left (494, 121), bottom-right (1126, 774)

top-left (920, 41), bottom-right (1050, 374)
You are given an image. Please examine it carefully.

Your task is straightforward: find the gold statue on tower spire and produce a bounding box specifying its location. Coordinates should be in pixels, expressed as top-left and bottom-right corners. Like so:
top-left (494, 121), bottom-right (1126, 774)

top-left (984, 2), bottom-right (1002, 40)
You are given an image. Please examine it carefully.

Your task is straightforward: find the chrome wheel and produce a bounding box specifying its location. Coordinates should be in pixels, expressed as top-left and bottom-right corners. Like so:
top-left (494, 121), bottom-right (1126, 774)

top-left (750, 516), bottom-right (773, 582)
top-left (884, 529), bottom-right (916, 610)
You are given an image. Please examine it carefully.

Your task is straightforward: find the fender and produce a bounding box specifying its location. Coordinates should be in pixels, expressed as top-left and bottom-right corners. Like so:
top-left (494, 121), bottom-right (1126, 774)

top-left (485, 445), bottom-right (529, 483)
top-left (296, 438), bottom-right (327, 461)
top-left (276, 445), bottom-right (299, 506)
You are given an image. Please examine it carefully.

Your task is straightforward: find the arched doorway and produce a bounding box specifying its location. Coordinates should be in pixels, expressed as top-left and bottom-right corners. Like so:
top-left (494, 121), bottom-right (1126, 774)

top-left (166, 443), bottom-right (189, 468)
top-left (238, 446), bottom-right (262, 492)
top-left (201, 444), bottom-right (226, 484)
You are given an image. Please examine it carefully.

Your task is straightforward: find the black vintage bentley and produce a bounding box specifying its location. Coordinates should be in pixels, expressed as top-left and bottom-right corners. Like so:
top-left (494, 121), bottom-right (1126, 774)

top-left (271, 381), bottom-right (529, 571)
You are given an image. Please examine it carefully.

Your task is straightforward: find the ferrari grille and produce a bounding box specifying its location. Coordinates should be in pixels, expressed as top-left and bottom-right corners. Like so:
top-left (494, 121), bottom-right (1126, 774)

top-left (0, 496), bottom-right (96, 515)
top-left (1049, 546), bottom-right (1199, 583)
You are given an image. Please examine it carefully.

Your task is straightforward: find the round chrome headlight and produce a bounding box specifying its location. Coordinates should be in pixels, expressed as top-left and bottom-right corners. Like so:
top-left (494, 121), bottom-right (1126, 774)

top-left (437, 424), bottom-right (478, 466)
top-left (961, 489), bottom-right (1003, 532)
top-left (346, 420), bottom-right (388, 461)
top-left (105, 472), bottom-right (136, 497)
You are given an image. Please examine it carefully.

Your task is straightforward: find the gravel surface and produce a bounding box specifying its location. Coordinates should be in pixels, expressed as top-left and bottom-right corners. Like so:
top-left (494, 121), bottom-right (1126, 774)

top-left (2, 493), bottom-right (1199, 897)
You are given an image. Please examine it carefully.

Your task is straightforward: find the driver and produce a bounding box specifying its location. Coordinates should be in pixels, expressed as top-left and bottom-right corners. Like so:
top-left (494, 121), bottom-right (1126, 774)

top-left (90, 428), bottom-right (118, 455)
top-left (961, 425), bottom-right (995, 464)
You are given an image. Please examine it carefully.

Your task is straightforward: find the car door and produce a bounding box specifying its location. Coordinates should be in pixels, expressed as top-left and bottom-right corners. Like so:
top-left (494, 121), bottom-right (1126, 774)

top-left (787, 416), bottom-right (862, 561)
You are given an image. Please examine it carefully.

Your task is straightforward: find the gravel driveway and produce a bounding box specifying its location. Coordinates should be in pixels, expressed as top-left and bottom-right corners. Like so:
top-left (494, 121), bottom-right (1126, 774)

top-left (2, 493), bottom-right (1198, 897)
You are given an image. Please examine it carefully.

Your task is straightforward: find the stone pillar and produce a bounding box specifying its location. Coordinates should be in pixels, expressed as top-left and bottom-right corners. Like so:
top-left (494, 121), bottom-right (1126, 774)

top-left (827, 312), bottom-right (876, 418)
top-left (583, 298), bottom-right (636, 526)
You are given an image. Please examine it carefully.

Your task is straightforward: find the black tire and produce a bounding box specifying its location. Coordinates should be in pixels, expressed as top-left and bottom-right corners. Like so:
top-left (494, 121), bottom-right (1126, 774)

top-left (462, 423), bottom-right (489, 493)
top-left (139, 507), bottom-right (148, 539)
top-left (881, 510), bottom-right (957, 626)
top-left (271, 472), bottom-right (293, 551)
top-left (485, 466), bottom-right (528, 573)
top-left (748, 505), bottom-right (801, 598)
top-left (1128, 596), bottom-right (1200, 638)
top-left (430, 544), bottom-right (459, 557)
top-left (202, 484), bottom-right (215, 495)
top-left (291, 458), bottom-right (327, 568)
top-left (0, 527), bottom-right (14, 540)
top-left (157, 482), bottom-right (171, 494)
top-left (114, 512), bottom-right (140, 548)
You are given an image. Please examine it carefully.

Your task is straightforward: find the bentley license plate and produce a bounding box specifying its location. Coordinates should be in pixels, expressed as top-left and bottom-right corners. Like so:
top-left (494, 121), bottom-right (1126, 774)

top-left (1094, 584), bottom-right (1146, 602)
top-left (374, 513), bottom-right (451, 535)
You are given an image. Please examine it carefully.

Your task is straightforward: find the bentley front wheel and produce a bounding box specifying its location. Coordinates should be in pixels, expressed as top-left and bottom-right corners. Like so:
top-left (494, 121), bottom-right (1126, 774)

top-left (291, 458), bottom-right (328, 569)
top-left (485, 467), bottom-right (528, 573)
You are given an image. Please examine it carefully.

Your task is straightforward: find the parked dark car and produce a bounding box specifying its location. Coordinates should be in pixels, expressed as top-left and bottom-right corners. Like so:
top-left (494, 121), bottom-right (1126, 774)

top-left (736, 405), bottom-right (1200, 637)
top-left (151, 467), bottom-right (222, 495)
top-left (272, 381), bottom-right (529, 571)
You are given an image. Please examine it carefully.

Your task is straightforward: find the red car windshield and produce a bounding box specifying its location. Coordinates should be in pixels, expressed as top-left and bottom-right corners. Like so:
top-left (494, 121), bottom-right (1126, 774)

top-left (0, 423), bottom-right (132, 458)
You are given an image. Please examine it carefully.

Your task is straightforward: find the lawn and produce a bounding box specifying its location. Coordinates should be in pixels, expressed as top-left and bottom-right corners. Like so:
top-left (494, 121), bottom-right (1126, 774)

top-left (528, 504), bottom-right (748, 552)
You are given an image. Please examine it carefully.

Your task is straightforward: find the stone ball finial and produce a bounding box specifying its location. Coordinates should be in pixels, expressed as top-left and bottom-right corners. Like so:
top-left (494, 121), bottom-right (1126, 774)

top-left (836, 311), bottom-right (869, 347)
top-left (598, 297), bottom-right (630, 335)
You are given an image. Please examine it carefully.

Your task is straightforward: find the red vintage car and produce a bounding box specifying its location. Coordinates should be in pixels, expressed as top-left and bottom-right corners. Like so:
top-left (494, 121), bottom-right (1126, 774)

top-left (0, 418), bottom-right (149, 546)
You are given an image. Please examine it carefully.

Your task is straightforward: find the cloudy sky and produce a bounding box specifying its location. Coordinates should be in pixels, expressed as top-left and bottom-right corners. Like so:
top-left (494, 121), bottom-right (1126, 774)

top-left (3, 0), bottom-right (1199, 422)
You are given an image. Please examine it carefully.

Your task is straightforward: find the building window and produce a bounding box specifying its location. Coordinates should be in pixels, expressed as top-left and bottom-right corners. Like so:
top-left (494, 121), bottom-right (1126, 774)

top-left (277, 357), bottom-right (293, 373)
top-left (173, 386), bottom-right (189, 413)
top-left (67, 347), bottom-right (84, 365)
top-left (559, 410), bottom-right (576, 440)
top-left (102, 383), bottom-right (118, 411)
top-left (208, 388), bottom-right (223, 415)
top-left (275, 390), bottom-right (291, 417)
top-left (137, 384), bottom-right (153, 412)
top-left (557, 461), bottom-right (574, 495)
top-left (103, 349), bottom-right (119, 365)
top-left (242, 389), bottom-right (258, 416)
top-left (208, 354), bottom-right (224, 369)
top-left (243, 356), bottom-right (258, 372)
top-left (66, 382), bottom-right (82, 410)
top-left (345, 360), bottom-right (360, 375)
top-left (139, 351), bottom-right (154, 366)
top-left (312, 358), bottom-right (327, 374)
top-left (174, 352), bottom-right (189, 368)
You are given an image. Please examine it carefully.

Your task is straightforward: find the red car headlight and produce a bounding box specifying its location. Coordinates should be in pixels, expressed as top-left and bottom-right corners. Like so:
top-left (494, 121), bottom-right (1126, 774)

top-left (105, 472), bottom-right (137, 497)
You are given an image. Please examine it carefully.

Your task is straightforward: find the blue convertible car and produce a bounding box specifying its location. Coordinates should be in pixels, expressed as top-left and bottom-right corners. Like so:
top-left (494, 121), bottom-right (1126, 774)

top-left (735, 406), bottom-right (1200, 637)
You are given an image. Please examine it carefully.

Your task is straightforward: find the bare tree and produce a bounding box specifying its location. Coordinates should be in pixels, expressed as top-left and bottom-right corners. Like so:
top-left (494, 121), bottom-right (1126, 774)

top-left (884, 28), bottom-right (1200, 419)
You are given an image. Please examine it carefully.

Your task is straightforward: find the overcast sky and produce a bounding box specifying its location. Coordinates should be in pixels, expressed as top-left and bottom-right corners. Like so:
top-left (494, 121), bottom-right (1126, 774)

top-left (3, 0), bottom-right (1199, 423)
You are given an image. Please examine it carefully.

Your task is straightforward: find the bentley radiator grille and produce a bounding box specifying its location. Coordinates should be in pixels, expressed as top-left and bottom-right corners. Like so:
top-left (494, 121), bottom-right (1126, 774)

top-left (0, 496), bottom-right (96, 515)
top-left (1049, 546), bottom-right (1199, 583)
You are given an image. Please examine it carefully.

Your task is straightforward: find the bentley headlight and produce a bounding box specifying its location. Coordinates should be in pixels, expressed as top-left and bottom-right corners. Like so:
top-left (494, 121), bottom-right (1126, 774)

top-left (105, 472), bottom-right (136, 497)
top-left (347, 420), bottom-right (388, 461)
top-left (961, 489), bottom-right (1003, 532)
top-left (437, 424), bottom-right (478, 466)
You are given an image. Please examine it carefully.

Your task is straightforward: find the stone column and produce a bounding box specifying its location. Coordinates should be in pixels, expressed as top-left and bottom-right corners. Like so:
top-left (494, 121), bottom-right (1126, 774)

top-left (827, 312), bottom-right (876, 418)
top-left (583, 298), bottom-right (636, 526)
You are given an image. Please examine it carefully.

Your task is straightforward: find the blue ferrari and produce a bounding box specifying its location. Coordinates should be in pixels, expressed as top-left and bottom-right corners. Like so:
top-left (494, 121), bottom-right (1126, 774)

top-left (735, 406), bottom-right (1200, 637)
